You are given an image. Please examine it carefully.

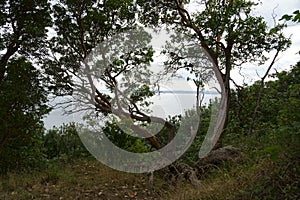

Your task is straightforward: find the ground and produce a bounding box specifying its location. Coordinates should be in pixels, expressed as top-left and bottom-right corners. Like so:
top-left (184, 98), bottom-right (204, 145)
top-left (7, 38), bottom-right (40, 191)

top-left (0, 159), bottom-right (173, 200)
top-left (1, 131), bottom-right (299, 199)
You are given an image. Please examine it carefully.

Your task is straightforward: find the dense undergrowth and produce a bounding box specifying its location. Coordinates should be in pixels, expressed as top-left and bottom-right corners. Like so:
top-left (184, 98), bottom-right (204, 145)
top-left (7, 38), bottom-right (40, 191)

top-left (0, 126), bottom-right (298, 199)
top-left (1, 61), bottom-right (300, 199)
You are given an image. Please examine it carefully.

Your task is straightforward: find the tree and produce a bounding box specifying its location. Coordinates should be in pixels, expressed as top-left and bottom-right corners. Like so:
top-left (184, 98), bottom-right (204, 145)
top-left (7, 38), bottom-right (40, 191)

top-left (267, 62), bottom-right (300, 131)
top-left (228, 61), bottom-right (300, 135)
top-left (246, 9), bottom-right (300, 135)
top-left (0, 0), bottom-right (52, 173)
top-left (137, 0), bottom-right (291, 147)
top-left (0, 0), bottom-right (52, 80)
top-left (281, 10), bottom-right (300, 23)
top-left (0, 57), bottom-right (49, 173)
top-left (42, 123), bottom-right (90, 160)
top-left (47, 0), bottom-right (178, 150)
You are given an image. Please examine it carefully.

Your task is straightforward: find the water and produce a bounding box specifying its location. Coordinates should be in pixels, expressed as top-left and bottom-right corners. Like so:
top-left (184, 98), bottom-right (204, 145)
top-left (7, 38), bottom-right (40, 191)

top-left (43, 93), bottom-right (220, 129)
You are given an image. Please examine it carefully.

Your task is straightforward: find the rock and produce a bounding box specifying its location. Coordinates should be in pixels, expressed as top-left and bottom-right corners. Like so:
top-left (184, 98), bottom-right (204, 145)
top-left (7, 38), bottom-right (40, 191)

top-left (195, 146), bottom-right (240, 167)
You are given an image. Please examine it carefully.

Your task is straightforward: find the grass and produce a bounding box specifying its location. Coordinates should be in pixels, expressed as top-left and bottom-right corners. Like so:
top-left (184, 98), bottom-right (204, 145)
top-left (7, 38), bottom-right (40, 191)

top-left (1, 130), bottom-right (299, 199)
top-left (165, 129), bottom-right (300, 200)
top-left (0, 158), bottom-right (169, 199)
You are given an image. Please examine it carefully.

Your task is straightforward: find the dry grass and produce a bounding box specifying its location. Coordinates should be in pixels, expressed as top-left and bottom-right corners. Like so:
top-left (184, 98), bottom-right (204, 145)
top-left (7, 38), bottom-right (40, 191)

top-left (0, 158), bottom-right (169, 200)
top-left (1, 131), bottom-right (299, 200)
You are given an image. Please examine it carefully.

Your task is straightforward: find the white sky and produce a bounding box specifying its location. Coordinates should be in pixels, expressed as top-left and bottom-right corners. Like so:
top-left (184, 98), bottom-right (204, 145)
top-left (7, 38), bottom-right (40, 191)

top-left (231, 0), bottom-right (300, 84)
top-left (44, 0), bottom-right (300, 129)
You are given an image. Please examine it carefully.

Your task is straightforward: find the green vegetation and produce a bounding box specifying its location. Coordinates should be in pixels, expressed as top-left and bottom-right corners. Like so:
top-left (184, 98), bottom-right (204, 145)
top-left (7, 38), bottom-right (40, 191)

top-left (0, 0), bottom-right (299, 199)
top-left (0, 58), bottom-right (50, 174)
top-left (1, 63), bottom-right (299, 199)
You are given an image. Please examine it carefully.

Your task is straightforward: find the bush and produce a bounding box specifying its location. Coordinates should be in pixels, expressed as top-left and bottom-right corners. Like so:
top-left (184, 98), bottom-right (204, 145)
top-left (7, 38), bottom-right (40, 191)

top-left (41, 123), bottom-right (90, 161)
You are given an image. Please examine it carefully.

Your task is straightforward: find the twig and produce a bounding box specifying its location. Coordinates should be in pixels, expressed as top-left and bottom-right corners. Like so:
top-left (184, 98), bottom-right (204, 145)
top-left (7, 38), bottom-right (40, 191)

top-left (248, 49), bottom-right (280, 135)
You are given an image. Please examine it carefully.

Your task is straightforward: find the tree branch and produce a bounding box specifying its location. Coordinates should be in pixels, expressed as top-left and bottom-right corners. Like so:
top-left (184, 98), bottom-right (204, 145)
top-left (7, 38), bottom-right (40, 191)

top-left (248, 49), bottom-right (280, 135)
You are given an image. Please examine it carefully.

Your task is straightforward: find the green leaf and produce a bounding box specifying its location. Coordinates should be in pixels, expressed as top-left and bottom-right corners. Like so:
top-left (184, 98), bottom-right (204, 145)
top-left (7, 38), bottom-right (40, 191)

top-left (264, 146), bottom-right (282, 162)
top-left (280, 14), bottom-right (292, 21)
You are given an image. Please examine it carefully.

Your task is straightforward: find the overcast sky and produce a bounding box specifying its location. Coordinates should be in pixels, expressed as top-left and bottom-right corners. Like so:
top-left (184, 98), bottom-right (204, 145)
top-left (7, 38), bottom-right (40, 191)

top-left (43, 0), bottom-right (300, 129)
top-left (232, 0), bottom-right (300, 84)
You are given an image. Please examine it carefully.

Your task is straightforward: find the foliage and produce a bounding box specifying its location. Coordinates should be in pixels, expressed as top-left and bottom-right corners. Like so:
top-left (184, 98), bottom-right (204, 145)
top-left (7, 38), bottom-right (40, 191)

top-left (178, 107), bottom-right (211, 164)
top-left (45, 0), bottom-right (169, 150)
top-left (0, 0), bottom-right (52, 79)
top-left (139, 0), bottom-right (291, 66)
top-left (166, 128), bottom-right (299, 200)
top-left (43, 0), bottom-right (293, 153)
top-left (1, 126), bottom-right (298, 199)
top-left (222, 128), bottom-right (299, 199)
top-left (44, 0), bottom-right (137, 96)
top-left (0, 58), bottom-right (50, 173)
top-left (100, 102), bottom-right (212, 157)
top-left (0, 2), bottom-right (298, 198)
top-left (42, 123), bottom-right (90, 160)
top-left (228, 61), bottom-right (300, 135)
top-left (102, 119), bottom-right (150, 153)
top-left (281, 10), bottom-right (300, 23)
top-left (137, 0), bottom-right (291, 142)
top-left (270, 62), bottom-right (300, 131)
top-left (0, 0), bottom-right (52, 173)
